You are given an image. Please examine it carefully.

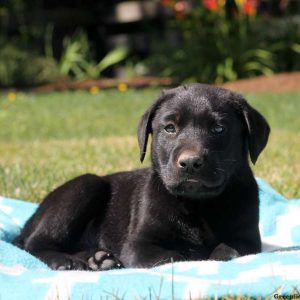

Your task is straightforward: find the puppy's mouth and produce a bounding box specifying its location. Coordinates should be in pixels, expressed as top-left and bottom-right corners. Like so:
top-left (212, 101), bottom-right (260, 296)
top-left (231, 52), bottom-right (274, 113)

top-left (170, 175), bottom-right (226, 199)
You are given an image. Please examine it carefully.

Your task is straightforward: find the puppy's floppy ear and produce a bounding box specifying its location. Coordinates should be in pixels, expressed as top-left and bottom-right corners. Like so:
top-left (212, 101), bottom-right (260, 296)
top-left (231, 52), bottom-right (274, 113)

top-left (137, 91), bottom-right (168, 162)
top-left (236, 96), bottom-right (270, 164)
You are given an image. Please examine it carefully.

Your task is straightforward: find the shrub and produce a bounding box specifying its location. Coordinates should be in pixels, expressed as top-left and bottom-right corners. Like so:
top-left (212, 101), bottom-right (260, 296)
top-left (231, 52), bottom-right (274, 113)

top-left (0, 29), bottom-right (129, 87)
top-left (0, 43), bottom-right (62, 87)
top-left (146, 0), bottom-right (300, 83)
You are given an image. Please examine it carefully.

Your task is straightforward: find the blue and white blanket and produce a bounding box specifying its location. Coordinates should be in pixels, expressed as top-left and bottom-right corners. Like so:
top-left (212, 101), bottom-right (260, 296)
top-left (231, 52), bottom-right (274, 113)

top-left (1, 178), bottom-right (300, 299)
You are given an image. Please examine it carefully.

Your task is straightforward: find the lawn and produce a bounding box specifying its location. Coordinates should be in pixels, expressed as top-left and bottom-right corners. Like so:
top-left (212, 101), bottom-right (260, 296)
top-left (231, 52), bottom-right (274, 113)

top-left (0, 88), bottom-right (299, 202)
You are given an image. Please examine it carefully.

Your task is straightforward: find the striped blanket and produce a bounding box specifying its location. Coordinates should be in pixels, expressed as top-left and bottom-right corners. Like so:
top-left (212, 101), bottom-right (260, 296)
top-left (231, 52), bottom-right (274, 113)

top-left (1, 179), bottom-right (300, 299)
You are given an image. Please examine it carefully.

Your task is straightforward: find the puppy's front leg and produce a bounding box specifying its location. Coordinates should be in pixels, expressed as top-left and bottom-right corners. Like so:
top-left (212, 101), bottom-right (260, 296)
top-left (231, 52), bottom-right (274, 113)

top-left (120, 240), bottom-right (184, 268)
top-left (214, 219), bottom-right (261, 260)
top-left (209, 243), bottom-right (240, 261)
top-left (30, 249), bottom-right (123, 271)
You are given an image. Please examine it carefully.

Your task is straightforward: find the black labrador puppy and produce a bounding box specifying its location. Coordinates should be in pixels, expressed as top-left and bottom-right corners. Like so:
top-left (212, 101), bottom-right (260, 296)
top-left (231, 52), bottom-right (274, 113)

top-left (14, 84), bottom-right (270, 270)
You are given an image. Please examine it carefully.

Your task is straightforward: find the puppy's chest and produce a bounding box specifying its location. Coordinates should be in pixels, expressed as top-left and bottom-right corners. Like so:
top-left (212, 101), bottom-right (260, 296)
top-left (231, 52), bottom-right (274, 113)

top-left (173, 218), bottom-right (201, 244)
top-left (171, 212), bottom-right (217, 249)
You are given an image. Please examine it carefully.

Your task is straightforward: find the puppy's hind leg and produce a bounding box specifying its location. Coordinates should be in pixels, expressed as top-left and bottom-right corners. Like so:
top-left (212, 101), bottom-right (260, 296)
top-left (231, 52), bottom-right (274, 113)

top-left (14, 174), bottom-right (111, 270)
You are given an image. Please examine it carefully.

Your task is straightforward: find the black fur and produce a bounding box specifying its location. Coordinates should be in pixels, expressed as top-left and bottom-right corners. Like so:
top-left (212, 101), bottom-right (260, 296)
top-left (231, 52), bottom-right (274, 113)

top-left (14, 84), bottom-right (270, 270)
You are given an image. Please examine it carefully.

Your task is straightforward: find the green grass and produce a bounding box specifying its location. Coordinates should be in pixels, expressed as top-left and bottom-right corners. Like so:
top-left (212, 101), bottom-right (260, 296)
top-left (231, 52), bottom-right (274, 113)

top-left (0, 89), bottom-right (299, 202)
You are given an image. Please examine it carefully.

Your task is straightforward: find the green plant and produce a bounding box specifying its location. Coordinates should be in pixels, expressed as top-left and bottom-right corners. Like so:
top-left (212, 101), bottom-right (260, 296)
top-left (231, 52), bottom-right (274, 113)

top-left (59, 30), bottom-right (129, 80)
top-left (147, 0), bottom-right (299, 83)
top-left (0, 42), bottom-right (61, 87)
top-left (257, 16), bottom-right (300, 72)
top-left (0, 43), bottom-right (25, 86)
top-left (0, 28), bottom-right (129, 86)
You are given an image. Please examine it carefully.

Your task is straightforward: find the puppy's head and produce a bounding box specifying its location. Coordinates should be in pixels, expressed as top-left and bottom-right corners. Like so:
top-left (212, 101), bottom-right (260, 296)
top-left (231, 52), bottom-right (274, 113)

top-left (138, 84), bottom-right (270, 199)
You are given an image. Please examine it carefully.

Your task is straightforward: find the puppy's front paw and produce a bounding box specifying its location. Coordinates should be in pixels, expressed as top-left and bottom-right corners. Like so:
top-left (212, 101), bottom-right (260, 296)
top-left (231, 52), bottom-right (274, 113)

top-left (209, 243), bottom-right (240, 261)
top-left (88, 250), bottom-right (123, 271)
top-left (50, 256), bottom-right (88, 271)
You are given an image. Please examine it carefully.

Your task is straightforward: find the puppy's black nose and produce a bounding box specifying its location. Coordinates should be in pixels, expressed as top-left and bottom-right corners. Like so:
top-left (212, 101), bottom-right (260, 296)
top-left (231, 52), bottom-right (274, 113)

top-left (177, 151), bottom-right (205, 173)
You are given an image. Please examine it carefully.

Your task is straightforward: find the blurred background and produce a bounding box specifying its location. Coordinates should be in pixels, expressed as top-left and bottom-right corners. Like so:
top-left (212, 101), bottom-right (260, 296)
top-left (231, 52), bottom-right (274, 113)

top-left (1, 0), bottom-right (300, 88)
top-left (0, 0), bottom-right (300, 202)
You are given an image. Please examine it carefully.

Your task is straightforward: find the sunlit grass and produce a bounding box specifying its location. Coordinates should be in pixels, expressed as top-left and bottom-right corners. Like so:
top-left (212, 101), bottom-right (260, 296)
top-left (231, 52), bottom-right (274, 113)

top-left (254, 130), bottom-right (300, 198)
top-left (0, 89), bottom-right (156, 142)
top-left (0, 89), bottom-right (299, 201)
top-left (0, 136), bottom-right (142, 201)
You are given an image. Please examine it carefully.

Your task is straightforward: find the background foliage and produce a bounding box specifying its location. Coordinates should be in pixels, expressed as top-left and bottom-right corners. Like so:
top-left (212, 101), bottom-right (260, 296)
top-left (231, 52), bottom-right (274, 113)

top-left (0, 0), bottom-right (300, 86)
top-left (147, 0), bottom-right (300, 83)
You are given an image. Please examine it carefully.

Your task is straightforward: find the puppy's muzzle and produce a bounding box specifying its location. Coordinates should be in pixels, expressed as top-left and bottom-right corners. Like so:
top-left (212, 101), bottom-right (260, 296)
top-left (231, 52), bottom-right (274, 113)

top-left (177, 150), bottom-right (207, 174)
top-left (173, 150), bottom-right (226, 197)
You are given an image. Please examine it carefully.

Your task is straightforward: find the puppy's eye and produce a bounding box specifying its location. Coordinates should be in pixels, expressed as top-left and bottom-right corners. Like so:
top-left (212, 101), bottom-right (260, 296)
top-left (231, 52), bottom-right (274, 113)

top-left (211, 125), bottom-right (226, 134)
top-left (164, 124), bottom-right (176, 133)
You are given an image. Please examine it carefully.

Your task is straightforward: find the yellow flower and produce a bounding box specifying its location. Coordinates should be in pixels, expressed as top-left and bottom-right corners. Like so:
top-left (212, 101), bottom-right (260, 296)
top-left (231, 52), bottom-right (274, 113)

top-left (118, 83), bottom-right (128, 92)
top-left (89, 86), bottom-right (100, 95)
top-left (235, 0), bottom-right (246, 7)
top-left (218, 0), bottom-right (226, 7)
top-left (7, 92), bottom-right (17, 102)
